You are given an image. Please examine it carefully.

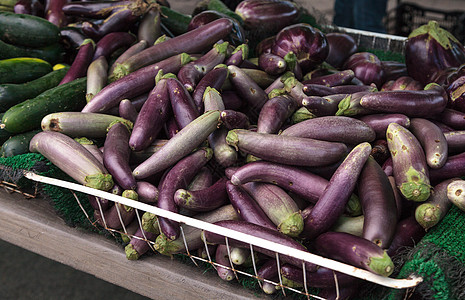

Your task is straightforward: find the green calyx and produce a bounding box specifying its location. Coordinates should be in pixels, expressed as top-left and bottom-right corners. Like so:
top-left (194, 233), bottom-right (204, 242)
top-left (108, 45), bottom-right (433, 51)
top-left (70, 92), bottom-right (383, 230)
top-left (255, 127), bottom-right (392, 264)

top-left (110, 64), bottom-right (129, 82)
top-left (335, 94), bottom-right (354, 116)
top-left (141, 212), bottom-right (159, 234)
top-left (125, 244), bottom-right (140, 260)
top-left (225, 130), bottom-right (239, 150)
top-left (232, 44), bottom-right (249, 60)
top-left (81, 38), bottom-right (95, 48)
top-left (291, 107), bottom-right (315, 124)
top-left (346, 194), bottom-right (363, 216)
top-left (154, 233), bottom-right (180, 256)
top-left (408, 20), bottom-right (460, 50)
top-left (278, 212), bottom-right (304, 238)
top-left (122, 189), bottom-right (138, 201)
top-left (400, 180), bottom-right (431, 202)
top-left (85, 173), bottom-right (114, 191)
top-left (180, 52), bottom-right (195, 65)
top-left (268, 88), bottom-right (287, 99)
top-left (106, 119), bottom-right (133, 132)
top-left (74, 137), bottom-right (94, 145)
top-left (121, 232), bottom-right (131, 244)
top-left (214, 41), bottom-right (230, 55)
top-left (154, 34), bottom-right (168, 45)
top-left (415, 203), bottom-right (440, 230)
top-left (368, 251), bottom-right (394, 277)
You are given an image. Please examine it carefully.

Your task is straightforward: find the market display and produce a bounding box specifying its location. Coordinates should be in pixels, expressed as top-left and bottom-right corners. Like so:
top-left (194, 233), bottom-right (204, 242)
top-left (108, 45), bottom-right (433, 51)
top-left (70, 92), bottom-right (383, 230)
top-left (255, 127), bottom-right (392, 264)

top-left (1, 0), bottom-right (465, 298)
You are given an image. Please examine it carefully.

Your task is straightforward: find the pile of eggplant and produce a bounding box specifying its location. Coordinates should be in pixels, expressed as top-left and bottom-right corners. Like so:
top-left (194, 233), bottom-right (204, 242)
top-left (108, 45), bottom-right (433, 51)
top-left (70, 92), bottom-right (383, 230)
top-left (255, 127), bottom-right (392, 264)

top-left (3, 0), bottom-right (465, 297)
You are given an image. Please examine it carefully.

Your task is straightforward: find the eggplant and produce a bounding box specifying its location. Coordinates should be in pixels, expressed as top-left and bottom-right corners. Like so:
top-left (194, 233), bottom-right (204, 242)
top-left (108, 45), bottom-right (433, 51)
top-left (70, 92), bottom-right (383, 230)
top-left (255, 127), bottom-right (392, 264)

top-left (303, 83), bottom-right (376, 96)
top-left (124, 226), bottom-right (158, 260)
top-left (133, 110), bottom-right (221, 179)
top-left (226, 129), bottom-right (347, 167)
top-left (444, 130), bottom-right (465, 154)
top-left (215, 244), bottom-right (235, 281)
top-left (187, 167), bottom-right (213, 191)
top-left (220, 109), bottom-right (250, 129)
top-left (280, 264), bottom-right (358, 289)
top-left (331, 215), bottom-right (364, 237)
top-left (86, 55), bottom-right (108, 102)
top-left (75, 137), bottom-right (104, 165)
top-left (271, 23), bottom-right (328, 72)
top-left (360, 83), bottom-right (448, 118)
top-left (358, 113), bottom-right (410, 140)
top-left (29, 131), bottom-right (113, 191)
top-left (192, 65), bottom-right (229, 113)
top-left (335, 91), bottom-right (375, 117)
top-left (62, 1), bottom-right (130, 18)
top-left (82, 53), bottom-right (193, 113)
top-left (387, 216), bottom-right (426, 257)
top-left (447, 74), bottom-right (465, 112)
top-left (434, 108), bottom-right (465, 130)
top-left (302, 70), bottom-right (355, 87)
top-left (343, 52), bottom-right (385, 88)
top-left (91, 32), bottom-right (136, 61)
top-left (381, 75), bottom-right (423, 91)
top-left (45, 0), bottom-right (68, 27)
top-left (137, 7), bottom-right (161, 45)
top-left (415, 178), bottom-right (456, 230)
top-left (447, 179), bottom-right (465, 211)
top-left (166, 77), bottom-right (200, 129)
top-left (94, 201), bottom-right (135, 229)
top-left (358, 156), bottom-right (397, 248)
top-left (118, 99), bottom-right (138, 123)
top-left (225, 44), bottom-right (249, 66)
top-left (381, 60), bottom-right (409, 82)
top-left (208, 125), bottom-right (238, 167)
top-left (136, 181), bottom-right (158, 204)
top-left (324, 32), bottom-right (358, 69)
top-left (386, 123), bottom-right (431, 202)
top-left (112, 18), bottom-right (233, 79)
top-left (258, 52), bottom-right (286, 75)
top-left (405, 20), bottom-right (465, 85)
top-left (202, 219), bottom-right (319, 272)
top-left (174, 178), bottom-right (229, 212)
top-left (256, 95), bottom-right (298, 134)
top-left (280, 115), bottom-right (376, 145)
top-left (41, 112), bottom-right (132, 139)
top-left (409, 118), bottom-right (448, 169)
top-left (60, 39), bottom-right (95, 85)
top-left (315, 231), bottom-right (394, 277)
top-left (108, 40), bottom-right (148, 81)
top-left (14, 0), bottom-right (44, 16)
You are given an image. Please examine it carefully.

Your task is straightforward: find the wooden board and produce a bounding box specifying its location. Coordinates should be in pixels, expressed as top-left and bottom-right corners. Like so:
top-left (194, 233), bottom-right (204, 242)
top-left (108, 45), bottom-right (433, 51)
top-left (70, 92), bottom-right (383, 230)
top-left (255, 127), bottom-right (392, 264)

top-left (0, 189), bottom-right (271, 300)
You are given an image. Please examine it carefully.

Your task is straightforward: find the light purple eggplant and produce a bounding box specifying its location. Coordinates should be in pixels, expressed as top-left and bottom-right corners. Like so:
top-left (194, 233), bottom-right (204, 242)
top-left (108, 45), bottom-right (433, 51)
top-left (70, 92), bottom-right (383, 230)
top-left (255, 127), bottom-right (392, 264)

top-left (136, 181), bottom-right (159, 203)
top-left (60, 39), bottom-right (95, 85)
top-left (167, 77), bottom-right (200, 129)
top-left (387, 216), bottom-right (426, 257)
top-left (220, 109), bottom-right (250, 129)
top-left (192, 64), bottom-right (228, 112)
top-left (444, 130), bottom-right (465, 154)
top-left (225, 44), bottom-right (248, 66)
top-left (124, 226), bottom-right (158, 260)
top-left (92, 32), bottom-right (136, 61)
top-left (409, 118), bottom-right (448, 169)
top-left (86, 55), bottom-right (108, 102)
top-left (118, 99), bottom-right (138, 123)
top-left (258, 52), bottom-right (287, 76)
top-left (215, 244), bottom-right (235, 281)
top-left (256, 95), bottom-right (298, 134)
top-left (429, 151), bottom-right (465, 184)
top-left (174, 177), bottom-right (229, 212)
top-left (358, 113), bottom-right (410, 140)
top-left (302, 69), bottom-right (355, 87)
top-left (45, 0), bottom-right (69, 27)
top-left (280, 264), bottom-right (358, 289)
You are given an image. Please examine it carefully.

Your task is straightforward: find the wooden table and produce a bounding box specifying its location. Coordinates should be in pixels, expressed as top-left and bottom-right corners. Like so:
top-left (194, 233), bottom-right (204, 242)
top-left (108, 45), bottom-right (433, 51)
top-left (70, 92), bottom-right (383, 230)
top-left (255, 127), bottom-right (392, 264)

top-left (0, 189), bottom-right (269, 300)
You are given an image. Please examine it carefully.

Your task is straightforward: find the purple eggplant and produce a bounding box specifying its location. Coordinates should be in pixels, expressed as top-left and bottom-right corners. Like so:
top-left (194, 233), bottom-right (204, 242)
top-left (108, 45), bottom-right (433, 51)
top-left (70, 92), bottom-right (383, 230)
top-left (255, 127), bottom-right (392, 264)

top-left (280, 264), bottom-right (358, 289)
top-left (167, 77), bottom-right (200, 129)
top-left (75, 137), bottom-right (104, 165)
top-left (381, 75), bottom-right (423, 91)
top-left (444, 130), bottom-right (465, 154)
top-left (230, 161), bottom-right (329, 203)
top-left (281, 115), bottom-right (376, 145)
top-left (447, 74), bottom-right (465, 112)
top-left (137, 7), bottom-right (161, 45)
top-left (258, 52), bottom-right (286, 76)
top-left (202, 219), bottom-right (318, 272)
top-left (335, 91), bottom-right (375, 117)
top-left (215, 244), bottom-right (235, 281)
top-left (124, 226), bottom-right (158, 260)
top-left (81, 53), bottom-right (193, 113)
top-left (387, 123), bottom-right (431, 202)
top-left (315, 231), bottom-right (394, 276)
top-left (358, 156), bottom-right (397, 248)
top-left (220, 109), bottom-right (250, 129)
top-left (343, 52), bottom-right (385, 88)
top-left (86, 55), bottom-right (108, 102)
top-left (235, 0), bottom-right (299, 34)
top-left (29, 131), bottom-right (113, 191)
top-left (208, 125), bottom-right (238, 167)
top-left (358, 113), bottom-right (410, 140)
top-left (157, 147), bottom-right (213, 240)
top-left (136, 181), bottom-right (158, 204)
top-left (133, 110), bottom-right (221, 179)
top-left (300, 94), bottom-right (346, 117)
top-left (108, 40), bottom-right (148, 81)
top-left (360, 83), bottom-right (448, 118)
top-left (62, 1), bottom-right (130, 18)
top-left (118, 99), bottom-right (138, 123)
top-left (113, 18), bottom-right (233, 79)
top-left (94, 201), bottom-right (135, 230)
top-left (192, 64), bottom-right (229, 113)
top-left (225, 44), bottom-right (248, 66)
top-left (302, 142), bottom-right (372, 240)
top-left (92, 32), bottom-right (136, 61)
top-left (409, 118), bottom-right (448, 169)
top-left (187, 167), bottom-right (213, 191)
top-left (59, 39), bottom-right (95, 85)
top-left (45, 0), bottom-right (69, 27)
top-left (271, 23), bottom-right (328, 72)
top-left (429, 151), bottom-right (465, 184)
top-left (434, 108), bottom-right (465, 130)
top-left (303, 83), bottom-right (376, 96)
top-left (174, 177), bottom-right (229, 212)
top-left (324, 32), bottom-right (358, 69)
top-left (129, 77), bottom-right (170, 151)
top-left (14, 0), bottom-right (45, 16)
top-left (386, 216), bottom-right (426, 257)
top-left (256, 95), bottom-right (298, 134)
top-left (226, 129), bottom-right (347, 167)
top-left (302, 70), bottom-right (355, 87)
top-left (381, 60), bottom-right (408, 82)
top-left (405, 20), bottom-right (465, 86)
top-left (103, 122), bottom-right (136, 190)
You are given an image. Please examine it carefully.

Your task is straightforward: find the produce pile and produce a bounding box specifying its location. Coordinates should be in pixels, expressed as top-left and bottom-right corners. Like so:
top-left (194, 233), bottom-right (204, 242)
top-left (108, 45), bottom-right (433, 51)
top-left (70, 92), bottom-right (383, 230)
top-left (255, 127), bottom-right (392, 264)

top-left (1, 0), bottom-right (465, 298)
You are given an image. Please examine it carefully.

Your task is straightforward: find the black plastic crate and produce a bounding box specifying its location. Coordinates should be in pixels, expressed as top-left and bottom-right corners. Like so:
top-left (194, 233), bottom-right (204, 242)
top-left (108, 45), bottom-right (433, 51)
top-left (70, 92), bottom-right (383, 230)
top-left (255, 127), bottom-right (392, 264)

top-left (385, 2), bottom-right (465, 44)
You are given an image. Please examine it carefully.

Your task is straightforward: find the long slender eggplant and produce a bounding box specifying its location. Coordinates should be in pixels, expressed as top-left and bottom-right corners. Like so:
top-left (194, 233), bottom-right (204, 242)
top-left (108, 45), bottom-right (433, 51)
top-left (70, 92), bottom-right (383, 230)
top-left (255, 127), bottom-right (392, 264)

top-left (209, 125), bottom-right (238, 167)
top-left (92, 32), bottom-right (136, 61)
top-left (187, 167), bottom-right (213, 191)
top-left (41, 112), bottom-right (132, 138)
top-left (103, 122), bottom-right (136, 190)
top-left (178, 41), bottom-right (229, 92)
top-left (62, 0), bottom-right (130, 18)
top-left (136, 181), bottom-right (158, 204)
top-left (215, 244), bottom-right (235, 281)
top-left (202, 219), bottom-right (319, 272)
top-left (242, 182), bottom-right (303, 237)
top-left (302, 70), bottom-right (355, 87)
top-left (154, 204), bottom-right (238, 256)
top-left (157, 147), bottom-right (213, 240)
top-left (129, 139), bottom-right (168, 164)
top-left (60, 39), bottom-right (95, 85)
top-left (167, 77), bottom-right (200, 129)
top-left (258, 52), bottom-right (286, 76)
top-left (447, 179), bottom-right (465, 211)
top-left (226, 181), bottom-right (276, 230)
top-left (220, 109), bottom-right (250, 129)
top-left (129, 77), bottom-right (170, 151)
top-left (387, 123), bottom-right (431, 202)
top-left (256, 259), bottom-right (279, 294)
top-left (280, 264), bottom-right (358, 289)
top-left (444, 130), bottom-right (465, 154)
top-left (174, 177), bottom-right (229, 212)
top-left (133, 110), bottom-right (221, 179)
top-left (192, 64), bottom-right (228, 112)
top-left (409, 118), bottom-right (448, 169)
top-left (86, 55), bottom-right (108, 102)
top-left (358, 156), bottom-right (398, 248)
top-left (113, 18), bottom-right (233, 79)
top-left (94, 201), bottom-right (135, 230)
top-left (45, 0), bottom-right (68, 27)
top-left (358, 113), bottom-right (410, 140)
top-left (433, 108), bottom-right (465, 130)
top-left (387, 216), bottom-right (426, 257)
top-left (303, 83), bottom-right (376, 97)
top-left (124, 226), bottom-right (158, 260)
top-left (203, 86), bottom-right (225, 112)
top-left (415, 178), bottom-right (456, 230)
top-left (29, 131), bottom-right (113, 190)
top-left (137, 7), bottom-right (161, 45)
top-left (82, 53), bottom-right (193, 113)
top-left (302, 142), bottom-right (372, 240)
top-left (226, 129), bottom-right (347, 167)
top-left (360, 83), bottom-right (448, 117)
top-left (75, 137), bottom-right (104, 165)
top-left (281, 115), bottom-right (375, 144)
top-left (381, 75), bottom-right (423, 91)
top-left (108, 39), bottom-right (148, 81)
top-left (315, 231), bottom-right (394, 277)
top-left (256, 95), bottom-right (298, 134)
top-left (118, 99), bottom-right (138, 123)
top-left (301, 94), bottom-right (346, 117)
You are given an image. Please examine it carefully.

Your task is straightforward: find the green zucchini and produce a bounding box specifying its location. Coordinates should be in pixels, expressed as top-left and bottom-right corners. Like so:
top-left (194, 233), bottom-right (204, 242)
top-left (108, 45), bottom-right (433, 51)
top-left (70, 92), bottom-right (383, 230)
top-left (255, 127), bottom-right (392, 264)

top-left (0, 39), bottom-right (65, 64)
top-left (0, 113), bottom-right (12, 145)
top-left (160, 6), bottom-right (192, 36)
top-left (0, 130), bottom-right (40, 157)
top-left (0, 12), bottom-right (61, 48)
top-left (0, 57), bottom-right (52, 84)
top-left (0, 66), bottom-right (69, 112)
top-left (1, 77), bottom-right (87, 134)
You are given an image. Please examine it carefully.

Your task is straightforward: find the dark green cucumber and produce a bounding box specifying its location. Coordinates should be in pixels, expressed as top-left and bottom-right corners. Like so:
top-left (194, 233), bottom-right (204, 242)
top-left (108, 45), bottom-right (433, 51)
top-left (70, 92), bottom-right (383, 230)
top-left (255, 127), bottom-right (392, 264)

top-left (160, 6), bottom-right (192, 36)
top-left (0, 130), bottom-right (40, 157)
top-left (2, 77), bottom-right (87, 134)
top-left (0, 113), bottom-right (12, 145)
top-left (0, 12), bottom-right (61, 47)
top-left (0, 39), bottom-right (65, 64)
top-left (0, 57), bottom-right (52, 84)
top-left (0, 67), bottom-right (69, 112)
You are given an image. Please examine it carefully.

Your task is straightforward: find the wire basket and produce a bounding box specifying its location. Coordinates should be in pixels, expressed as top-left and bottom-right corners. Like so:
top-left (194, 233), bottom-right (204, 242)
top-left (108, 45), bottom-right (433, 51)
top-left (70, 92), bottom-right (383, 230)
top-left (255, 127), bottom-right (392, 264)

top-left (21, 171), bottom-right (423, 299)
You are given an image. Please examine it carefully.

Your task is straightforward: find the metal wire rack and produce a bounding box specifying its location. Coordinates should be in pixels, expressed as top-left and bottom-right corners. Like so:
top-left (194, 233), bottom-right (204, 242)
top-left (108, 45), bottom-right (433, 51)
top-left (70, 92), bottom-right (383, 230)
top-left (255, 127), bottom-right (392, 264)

top-left (23, 171), bottom-right (423, 299)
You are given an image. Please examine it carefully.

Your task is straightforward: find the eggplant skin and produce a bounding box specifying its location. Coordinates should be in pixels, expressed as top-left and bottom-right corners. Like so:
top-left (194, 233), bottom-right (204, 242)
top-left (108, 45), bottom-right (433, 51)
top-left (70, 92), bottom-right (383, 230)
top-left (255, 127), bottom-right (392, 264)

top-left (405, 21), bottom-right (465, 85)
